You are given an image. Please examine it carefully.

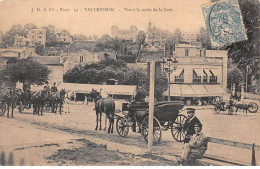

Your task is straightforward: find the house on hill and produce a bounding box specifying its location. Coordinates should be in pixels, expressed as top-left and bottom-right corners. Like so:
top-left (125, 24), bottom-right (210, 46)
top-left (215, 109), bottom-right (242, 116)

top-left (62, 49), bottom-right (99, 73)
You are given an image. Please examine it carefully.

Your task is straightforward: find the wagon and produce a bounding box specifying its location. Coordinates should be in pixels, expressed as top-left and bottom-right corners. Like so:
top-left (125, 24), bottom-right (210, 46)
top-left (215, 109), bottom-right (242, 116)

top-left (115, 101), bottom-right (187, 145)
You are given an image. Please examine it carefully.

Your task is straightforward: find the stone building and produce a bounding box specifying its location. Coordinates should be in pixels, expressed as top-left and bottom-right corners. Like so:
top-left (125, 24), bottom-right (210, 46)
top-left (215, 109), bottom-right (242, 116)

top-left (56, 30), bottom-right (73, 43)
top-left (181, 32), bottom-right (197, 43)
top-left (163, 44), bottom-right (228, 105)
top-left (27, 29), bottom-right (46, 46)
top-left (111, 25), bottom-right (137, 41)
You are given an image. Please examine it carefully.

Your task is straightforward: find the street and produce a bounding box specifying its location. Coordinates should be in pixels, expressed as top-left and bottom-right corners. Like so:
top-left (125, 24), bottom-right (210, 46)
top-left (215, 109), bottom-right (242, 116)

top-left (0, 101), bottom-right (259, 165)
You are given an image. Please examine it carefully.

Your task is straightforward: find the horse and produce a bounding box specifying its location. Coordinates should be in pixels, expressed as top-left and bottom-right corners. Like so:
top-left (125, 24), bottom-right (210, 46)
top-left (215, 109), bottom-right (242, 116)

top-left (50, 89), bottom-right (66, 114)
top-left (31, 90), bottom-right (45, 115)
top-left (89, 89), bottom-right (115, 134)
top-left (0, 88), bottom-right (19, 118)
top-left (64, 90), bottom-right (73, 113)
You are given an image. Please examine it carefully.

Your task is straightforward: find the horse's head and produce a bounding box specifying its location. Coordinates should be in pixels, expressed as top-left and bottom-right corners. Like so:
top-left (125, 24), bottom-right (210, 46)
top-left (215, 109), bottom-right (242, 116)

top-left (60, 89), bottom-right (66, 97)
top-left (89, 89), bottom-right (100, 102)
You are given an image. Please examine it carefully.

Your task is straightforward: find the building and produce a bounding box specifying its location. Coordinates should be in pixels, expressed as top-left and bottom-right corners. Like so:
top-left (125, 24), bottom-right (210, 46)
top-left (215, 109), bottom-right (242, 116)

top-left (0, 47), bottom-right (38, 88)
top-left (181, 32), bottom-right (197, 43)
top-left (56, 30), bottom-right (73, 43)
top-left (62, 49), bottom-right (99, 73)
top-left (27, 56), bottom-right (64, 86)
top-left (162, 44), bottom-right (228, 105)
top-left (111, 25), bottom-right (137, 41)
top-left (27, 29), bottom-right (46, 46)
top-left (13, 35), bottom-right (31, 47)
top-left (0, 47), bottom-right (38, 69)
top-left (59, 83), bottom-right (137, 101)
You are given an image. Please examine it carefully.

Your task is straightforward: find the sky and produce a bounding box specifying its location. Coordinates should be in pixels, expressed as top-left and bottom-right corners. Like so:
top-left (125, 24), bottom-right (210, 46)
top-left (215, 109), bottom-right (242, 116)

top-left (0, 0), bottom-right (211, 37)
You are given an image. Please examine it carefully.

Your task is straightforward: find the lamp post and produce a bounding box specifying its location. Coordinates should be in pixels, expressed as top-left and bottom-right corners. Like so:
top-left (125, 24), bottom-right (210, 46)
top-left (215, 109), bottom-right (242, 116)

top-left (162, 55), bottom-right (178, 101)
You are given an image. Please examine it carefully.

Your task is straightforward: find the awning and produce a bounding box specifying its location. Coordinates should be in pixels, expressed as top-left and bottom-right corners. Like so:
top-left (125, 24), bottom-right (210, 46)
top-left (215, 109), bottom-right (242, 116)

top-left (203, 69), bottom-right (211, 76)
top-left (172, 69), bottom-right (184, 76)
top-left (210, 69), bottom-right (221, 76)
top-left (194, 69), bottom-right (205, 77)
top-left (204, 85), bottom-right (226, 96)
top-left (164, 84), bottom-right (226, 97)
top-left (59, 83), bottom-right (137, 95)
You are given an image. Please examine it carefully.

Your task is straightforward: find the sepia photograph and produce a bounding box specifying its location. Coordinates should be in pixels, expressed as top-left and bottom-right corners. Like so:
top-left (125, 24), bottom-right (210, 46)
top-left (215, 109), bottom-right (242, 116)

top-left (0, 0), bottom-right (259, 166)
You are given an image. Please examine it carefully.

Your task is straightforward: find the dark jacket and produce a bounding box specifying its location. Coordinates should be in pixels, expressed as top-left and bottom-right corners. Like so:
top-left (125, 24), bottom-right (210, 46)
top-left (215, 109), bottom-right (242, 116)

top-left (183, 116), bottom-right (202, 143)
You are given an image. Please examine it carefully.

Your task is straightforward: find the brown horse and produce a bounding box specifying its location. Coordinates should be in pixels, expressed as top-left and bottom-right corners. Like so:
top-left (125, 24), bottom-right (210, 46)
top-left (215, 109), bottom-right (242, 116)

top-left (90, 89), bottom-right (115, 134)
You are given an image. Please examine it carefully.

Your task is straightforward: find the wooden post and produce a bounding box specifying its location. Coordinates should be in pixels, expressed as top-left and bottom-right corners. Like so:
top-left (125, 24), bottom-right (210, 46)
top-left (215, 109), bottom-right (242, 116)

top-left (251, 143), bottom-right (256, 166)
top-left (148, 61), bottom-right (155, 154)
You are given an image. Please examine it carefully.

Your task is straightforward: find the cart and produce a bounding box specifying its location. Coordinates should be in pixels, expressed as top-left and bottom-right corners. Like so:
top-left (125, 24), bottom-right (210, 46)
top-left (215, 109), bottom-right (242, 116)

top-left (115, 101), bottom-right (187, 145)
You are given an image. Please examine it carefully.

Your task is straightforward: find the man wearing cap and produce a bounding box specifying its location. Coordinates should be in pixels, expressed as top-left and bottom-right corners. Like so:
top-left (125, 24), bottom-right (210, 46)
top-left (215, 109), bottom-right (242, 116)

top-left (183, 108), bottom-right (202, 143)
top-left (178, 123), bottom-right (208, 165)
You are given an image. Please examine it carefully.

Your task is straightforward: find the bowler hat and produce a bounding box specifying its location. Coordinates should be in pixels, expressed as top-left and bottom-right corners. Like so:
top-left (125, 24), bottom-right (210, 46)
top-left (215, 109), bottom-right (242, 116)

top-left (187, 108), bottom-right (195, 113)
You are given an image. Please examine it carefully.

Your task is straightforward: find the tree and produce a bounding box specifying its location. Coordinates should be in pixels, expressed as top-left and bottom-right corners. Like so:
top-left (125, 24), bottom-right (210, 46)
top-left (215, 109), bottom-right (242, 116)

top-left (5, 58), bottom-right (51, 85)
top-left (196, 27), bottom-right (212, 49)
top-left (136, 31), bottom-right (146, 46)
top-left (223, 0), bottom-right (260, 83)
top-left (228, 67), bottom-right (244, 90)
top-left (2, 24), bottom-right (25, 46)
top-left (35, 42), bottom-right (45, 55)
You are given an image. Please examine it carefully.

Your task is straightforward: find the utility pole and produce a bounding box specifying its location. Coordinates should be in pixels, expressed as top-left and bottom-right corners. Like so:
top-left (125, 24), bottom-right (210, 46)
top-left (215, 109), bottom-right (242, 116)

top-left (148, 61), bottom-right (155, 154)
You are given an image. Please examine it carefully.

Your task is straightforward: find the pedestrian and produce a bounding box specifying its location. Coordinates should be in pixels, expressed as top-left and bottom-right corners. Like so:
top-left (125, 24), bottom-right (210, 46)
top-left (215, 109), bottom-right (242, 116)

top-left (178, 123), bottom-right (208, 165)
top-left (100, 88), bottom-right (108, 99)
top-left (51, 82), bottom-right (58, 92)
top-left (183, 108), bottom-right (202, 143)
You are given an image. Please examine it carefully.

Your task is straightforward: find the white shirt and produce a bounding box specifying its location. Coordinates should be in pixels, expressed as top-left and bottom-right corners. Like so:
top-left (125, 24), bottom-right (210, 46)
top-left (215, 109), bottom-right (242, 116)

top-left (100, 90), bottom-right (108, 98)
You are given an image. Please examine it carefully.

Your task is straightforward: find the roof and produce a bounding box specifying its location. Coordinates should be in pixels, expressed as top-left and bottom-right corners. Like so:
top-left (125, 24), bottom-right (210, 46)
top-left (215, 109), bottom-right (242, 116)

top-left (59, 83), bottom-right (137, 95)
top-left (176, 44), bottom-right (200, 48)
top-left (28, 56), bottom-right (62, 65)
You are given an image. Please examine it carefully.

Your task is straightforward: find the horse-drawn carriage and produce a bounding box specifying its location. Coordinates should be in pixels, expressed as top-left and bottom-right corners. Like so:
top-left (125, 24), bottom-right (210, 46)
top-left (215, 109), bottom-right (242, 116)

top-left (213, 99), bottom-right (258, 114)
top-left (115, 101), bottom-right (187, 145)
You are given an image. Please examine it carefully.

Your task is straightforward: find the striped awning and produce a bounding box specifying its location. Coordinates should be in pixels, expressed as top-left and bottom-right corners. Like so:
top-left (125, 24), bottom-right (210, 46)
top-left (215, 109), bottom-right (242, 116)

top-left (194, 69), bottom-right (205, 76)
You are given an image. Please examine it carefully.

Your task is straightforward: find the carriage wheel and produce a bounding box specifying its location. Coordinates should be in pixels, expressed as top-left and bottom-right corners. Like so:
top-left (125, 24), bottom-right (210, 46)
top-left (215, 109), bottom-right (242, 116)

top-left (116, 117), bottom-right (129, 137)
top-left (141, 116), bottom-right (162, 145)
top-left (248, 102), bottom-right (258, 113)
top-left (0, 101), bottom-right (6, 116)
top-left (213, 107), bottom-right (220, 114)
top-left (171, 114), bottom-right (187, 142)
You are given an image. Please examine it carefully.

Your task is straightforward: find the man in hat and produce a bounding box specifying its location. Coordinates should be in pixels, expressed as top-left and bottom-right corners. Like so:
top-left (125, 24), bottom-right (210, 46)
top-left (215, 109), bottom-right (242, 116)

top-left (51, 82), bottom-right (58, 92)
top-left (183, 108), bottom-right (202, 143)
top-left (178, 123), bottom-right (208, 165)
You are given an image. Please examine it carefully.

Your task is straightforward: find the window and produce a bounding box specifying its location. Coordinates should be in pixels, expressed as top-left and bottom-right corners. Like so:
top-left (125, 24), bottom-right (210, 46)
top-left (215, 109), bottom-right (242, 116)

top-left (175, 70), bottom-right (184, 83)
top-left (193, 70), bottom-right (201, 83)
top-left (200, 50), bottom-right (202, 57)
top-left (80, 56), bottom-right (84, 62)
top-left (185, 49), bottom-right (189, 56)
top-left (203, 50), bottom-right (206, 57)
top-left (210, 76), bottom-right (217, 83)
top-left (39, 36), bottom-right (42, 38)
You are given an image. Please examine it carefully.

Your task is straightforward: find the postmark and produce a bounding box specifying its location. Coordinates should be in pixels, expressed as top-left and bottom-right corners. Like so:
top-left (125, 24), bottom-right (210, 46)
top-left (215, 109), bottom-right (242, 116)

top-left (202, 0), bottom-right (247, 48)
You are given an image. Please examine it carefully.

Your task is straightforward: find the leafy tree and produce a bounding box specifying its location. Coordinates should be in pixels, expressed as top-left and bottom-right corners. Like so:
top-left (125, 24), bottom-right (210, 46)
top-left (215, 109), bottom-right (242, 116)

top-left (35, 42), bottom-right (45, 55)
top-left (227, 67), bottom-right (244, 90)
top-left (196, 27), bottom-right (212, 49)
top-left (5, 58), bottom-right (51, 85)
top-left (2, 24), bottom-right (25, 46)
top-left (221, 0), bottom-right (260, 83)
top-left (136, 31), bottom-right (146, 46)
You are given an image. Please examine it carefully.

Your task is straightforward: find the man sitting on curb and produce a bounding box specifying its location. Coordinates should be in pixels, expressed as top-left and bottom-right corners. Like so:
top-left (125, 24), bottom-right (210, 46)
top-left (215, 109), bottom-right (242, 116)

top-left (178, 123), bottom-right (208, 165)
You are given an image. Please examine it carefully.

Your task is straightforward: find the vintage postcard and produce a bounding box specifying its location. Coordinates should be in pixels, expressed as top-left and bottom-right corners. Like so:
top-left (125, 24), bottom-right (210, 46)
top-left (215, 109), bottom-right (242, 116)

top-left (0, 0), bottom-right (259, 166)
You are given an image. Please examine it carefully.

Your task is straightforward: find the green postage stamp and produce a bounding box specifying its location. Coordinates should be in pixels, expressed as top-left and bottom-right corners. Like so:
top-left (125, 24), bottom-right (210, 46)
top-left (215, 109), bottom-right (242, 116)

top-left (202, 0), bottom-right (247, 48)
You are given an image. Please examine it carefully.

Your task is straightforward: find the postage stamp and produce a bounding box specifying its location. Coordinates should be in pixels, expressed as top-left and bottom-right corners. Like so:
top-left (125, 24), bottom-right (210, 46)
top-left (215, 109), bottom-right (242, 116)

top-left (202, 0), bottom-right (247, 48)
